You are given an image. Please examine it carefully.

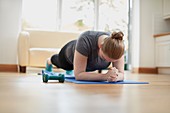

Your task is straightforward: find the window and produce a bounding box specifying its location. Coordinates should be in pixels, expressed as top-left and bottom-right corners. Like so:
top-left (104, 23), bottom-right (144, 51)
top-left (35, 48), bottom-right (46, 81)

top-left (22, 0), bottom-right (57, 30)
top-left (98, 0), bottom-right (128, 36)
top-left (61, 0), bottom-right (95, 32)
top-left (22, 0), bottom-right (128, 34)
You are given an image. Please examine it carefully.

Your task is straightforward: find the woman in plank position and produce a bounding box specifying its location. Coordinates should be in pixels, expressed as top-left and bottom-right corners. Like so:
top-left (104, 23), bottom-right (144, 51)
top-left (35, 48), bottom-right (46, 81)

top-left (46, 30), bottom-right (125, 82)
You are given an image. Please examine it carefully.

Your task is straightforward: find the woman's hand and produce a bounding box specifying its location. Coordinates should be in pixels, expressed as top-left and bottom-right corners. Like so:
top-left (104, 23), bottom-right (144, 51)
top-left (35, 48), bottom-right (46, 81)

top-left (106, 67), bottom-right (119, 82)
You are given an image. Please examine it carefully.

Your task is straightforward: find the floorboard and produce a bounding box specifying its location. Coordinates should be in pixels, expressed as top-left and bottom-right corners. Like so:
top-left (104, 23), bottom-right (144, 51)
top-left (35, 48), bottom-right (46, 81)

top-left (0, 69), bottom-right (170, 113)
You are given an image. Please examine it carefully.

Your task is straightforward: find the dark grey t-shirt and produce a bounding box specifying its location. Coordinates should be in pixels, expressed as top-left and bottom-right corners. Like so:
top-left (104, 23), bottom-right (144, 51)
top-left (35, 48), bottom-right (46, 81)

top-left (65, 31), bottom-right (111, 71)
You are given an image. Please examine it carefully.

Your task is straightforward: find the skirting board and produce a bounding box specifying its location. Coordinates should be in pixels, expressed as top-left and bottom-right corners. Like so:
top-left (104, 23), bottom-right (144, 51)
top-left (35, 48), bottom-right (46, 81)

top-left (132, 67), bottom-right (158, 74)
top-left (0, 64), bottom-right (18, 72)
top-left (158, 67), bottom-right (170, 75)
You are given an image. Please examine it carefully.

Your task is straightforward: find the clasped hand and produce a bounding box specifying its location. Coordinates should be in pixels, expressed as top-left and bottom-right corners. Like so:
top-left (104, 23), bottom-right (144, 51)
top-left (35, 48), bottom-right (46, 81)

top-left (106, 67), bottom-right (119, 82)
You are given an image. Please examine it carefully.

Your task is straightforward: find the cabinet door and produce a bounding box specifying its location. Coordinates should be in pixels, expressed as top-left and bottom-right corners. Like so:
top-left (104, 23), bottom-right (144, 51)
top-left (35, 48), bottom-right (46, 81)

top-left (163, 0), bottom-right (170, 19)
top-left (156, 41), bottom-right (170, 67)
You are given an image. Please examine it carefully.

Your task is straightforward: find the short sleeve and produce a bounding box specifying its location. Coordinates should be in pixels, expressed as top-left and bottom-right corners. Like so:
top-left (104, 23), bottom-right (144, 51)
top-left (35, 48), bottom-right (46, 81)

top-left (76, 36), bottom-right (90, 57)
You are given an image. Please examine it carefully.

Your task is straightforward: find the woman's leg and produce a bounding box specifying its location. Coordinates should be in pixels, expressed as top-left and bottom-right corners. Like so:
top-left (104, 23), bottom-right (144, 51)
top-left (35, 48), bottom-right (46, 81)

top-left (47, 54), bottom-right (73, 74)
top-left (46, 40), bottom-right (75, 72)
top-left (45, 57), bottom-right (53, 72)
top-left (46, 54), bottom-right (61, 72)
top-left (46, 56), bottom-right (73, 75)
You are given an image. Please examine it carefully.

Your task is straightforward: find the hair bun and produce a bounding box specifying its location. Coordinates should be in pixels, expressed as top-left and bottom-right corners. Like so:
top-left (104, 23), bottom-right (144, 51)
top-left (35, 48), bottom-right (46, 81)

top-left (111, 31), bottom-right (124, 40)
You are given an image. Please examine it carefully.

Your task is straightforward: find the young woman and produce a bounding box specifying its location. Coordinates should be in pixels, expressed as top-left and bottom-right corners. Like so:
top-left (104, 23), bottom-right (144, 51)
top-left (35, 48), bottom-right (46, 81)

top-left (46, 30), bottom-right (125, 82)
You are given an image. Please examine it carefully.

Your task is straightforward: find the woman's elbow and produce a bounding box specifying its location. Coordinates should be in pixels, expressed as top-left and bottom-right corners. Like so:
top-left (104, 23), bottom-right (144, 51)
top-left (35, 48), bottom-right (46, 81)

top-left (74, 72), bottom-right (81, 80)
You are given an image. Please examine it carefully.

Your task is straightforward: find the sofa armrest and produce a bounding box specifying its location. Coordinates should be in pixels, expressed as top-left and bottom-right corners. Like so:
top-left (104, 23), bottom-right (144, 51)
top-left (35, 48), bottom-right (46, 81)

top-left (18, 31), bottom-right (30, 66)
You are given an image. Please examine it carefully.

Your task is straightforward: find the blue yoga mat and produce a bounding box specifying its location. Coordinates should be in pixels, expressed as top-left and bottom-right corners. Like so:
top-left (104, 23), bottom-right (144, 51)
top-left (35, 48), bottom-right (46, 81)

top-left (41, 70), bottom-right (149, 84)
top-left (65, 77), bottom-right (149, 84)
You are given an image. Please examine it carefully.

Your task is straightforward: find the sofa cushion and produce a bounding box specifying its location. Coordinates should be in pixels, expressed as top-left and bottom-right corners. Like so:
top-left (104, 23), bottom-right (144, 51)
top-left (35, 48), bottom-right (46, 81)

top-left (28, 30), bottom-right (79, 48)
top-left (29, 48), bottom-right (61, 67)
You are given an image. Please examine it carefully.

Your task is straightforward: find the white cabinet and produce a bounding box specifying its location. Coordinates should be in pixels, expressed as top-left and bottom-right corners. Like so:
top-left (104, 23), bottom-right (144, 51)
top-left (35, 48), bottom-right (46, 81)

top-left (155, 35), bottom-right (170, 67)
top-left (163, 0), bottom-right (170, 19)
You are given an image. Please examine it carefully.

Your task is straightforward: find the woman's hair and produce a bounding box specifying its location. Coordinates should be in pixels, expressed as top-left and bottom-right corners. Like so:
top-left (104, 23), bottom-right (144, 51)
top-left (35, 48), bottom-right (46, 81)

top-left (101, 31), bottom-right (125, 59)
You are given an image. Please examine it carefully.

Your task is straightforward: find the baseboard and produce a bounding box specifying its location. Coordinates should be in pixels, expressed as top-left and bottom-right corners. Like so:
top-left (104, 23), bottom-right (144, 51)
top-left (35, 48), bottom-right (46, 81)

top-left (131, 68), bottom-right (139, 73)
top-left (157, 67), bottom-right (170, 75)
top-left (0, 64), bottom-right (18, 72)
top-left (132, 67), bottom-right (158, 74)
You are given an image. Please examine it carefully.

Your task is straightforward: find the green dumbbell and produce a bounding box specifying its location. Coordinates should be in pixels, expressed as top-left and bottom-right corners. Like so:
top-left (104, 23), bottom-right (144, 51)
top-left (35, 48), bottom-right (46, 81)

top-left (43, 73), bottom-right (65, 83)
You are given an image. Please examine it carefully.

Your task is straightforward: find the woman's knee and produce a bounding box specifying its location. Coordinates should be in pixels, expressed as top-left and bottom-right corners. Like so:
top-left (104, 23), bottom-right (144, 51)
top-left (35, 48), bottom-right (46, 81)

top-left (51, 54), bottom-right (60, 68)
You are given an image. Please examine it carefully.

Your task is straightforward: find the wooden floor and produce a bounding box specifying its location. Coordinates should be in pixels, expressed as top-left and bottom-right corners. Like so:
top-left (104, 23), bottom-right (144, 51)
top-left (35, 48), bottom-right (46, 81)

top-left (0, 69), bottom-right (170, 113)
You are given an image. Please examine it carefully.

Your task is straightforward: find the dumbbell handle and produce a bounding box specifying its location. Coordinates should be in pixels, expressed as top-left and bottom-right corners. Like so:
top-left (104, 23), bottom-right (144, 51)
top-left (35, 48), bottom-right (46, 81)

top-left (48, 75), bottom-right (61, 80)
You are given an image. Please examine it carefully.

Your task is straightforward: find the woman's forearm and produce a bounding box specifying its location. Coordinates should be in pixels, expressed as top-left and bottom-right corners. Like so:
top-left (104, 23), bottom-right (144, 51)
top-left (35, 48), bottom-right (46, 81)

top-left (75, 71), bottom-right (108, 81)
top-left (74, 71), bottom-right (124, 82)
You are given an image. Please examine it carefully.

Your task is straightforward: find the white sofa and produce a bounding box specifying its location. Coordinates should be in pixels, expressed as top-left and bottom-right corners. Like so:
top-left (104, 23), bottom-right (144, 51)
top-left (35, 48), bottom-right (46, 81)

top-left (18, 30), bottom-right (80, 73)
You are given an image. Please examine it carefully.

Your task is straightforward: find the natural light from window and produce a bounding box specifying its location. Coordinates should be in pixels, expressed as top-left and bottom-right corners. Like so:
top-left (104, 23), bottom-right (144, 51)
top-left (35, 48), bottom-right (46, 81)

top-left (22, 0), bottom-right (128, 35)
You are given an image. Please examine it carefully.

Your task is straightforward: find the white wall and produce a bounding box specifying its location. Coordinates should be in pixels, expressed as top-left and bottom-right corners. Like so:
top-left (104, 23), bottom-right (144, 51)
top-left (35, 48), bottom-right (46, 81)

top-left (131, 0), bottom-right (140, 68)
top-left (140, 0), bottom-right (163, 67)
top-left (131, 0), bottom-right (170, 69)
top-left (0, 0), bottom-right (22, 64)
